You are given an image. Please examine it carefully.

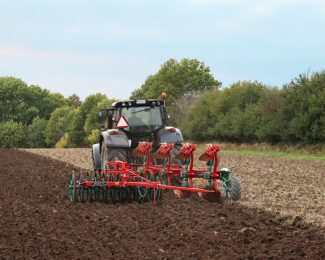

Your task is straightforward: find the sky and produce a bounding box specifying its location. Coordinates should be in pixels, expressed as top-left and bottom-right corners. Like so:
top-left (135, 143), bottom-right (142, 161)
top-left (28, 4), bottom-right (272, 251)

top-left (0, 0), bottom-right (324, 100)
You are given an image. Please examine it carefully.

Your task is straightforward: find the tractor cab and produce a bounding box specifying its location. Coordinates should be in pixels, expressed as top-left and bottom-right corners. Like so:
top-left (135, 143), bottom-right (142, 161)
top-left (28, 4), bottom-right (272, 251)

top-left (97, 99), bottom-right (176, 152)
top-left (99, 99), bottom-right (166, 134)
top-left (114, 100), bottom-right (165, 134)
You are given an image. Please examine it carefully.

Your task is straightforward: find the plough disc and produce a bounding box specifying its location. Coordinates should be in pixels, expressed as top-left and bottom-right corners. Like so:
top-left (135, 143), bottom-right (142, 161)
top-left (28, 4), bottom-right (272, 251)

top-left (147, 173), bottom-right (162, 201)
top-left (136, 177), bottom-right (149, 203)
top-left (69, 171), bottom-right (164, 204)
top-left (77, 174), bottom-right (84, 202)
top-left (69, 171), bottom-right (76, 202)
top-left (101, 174), bottom-right (107, 202)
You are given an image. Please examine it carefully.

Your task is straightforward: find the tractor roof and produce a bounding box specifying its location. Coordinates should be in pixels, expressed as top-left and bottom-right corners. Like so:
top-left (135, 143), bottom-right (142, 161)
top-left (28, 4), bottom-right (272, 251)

top-left (112, 99), bottom-right (164, 108)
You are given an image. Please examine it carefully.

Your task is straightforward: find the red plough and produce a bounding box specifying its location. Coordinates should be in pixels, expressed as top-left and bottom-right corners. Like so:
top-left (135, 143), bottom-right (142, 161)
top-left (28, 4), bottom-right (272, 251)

top-left (69, 142), bottom-right (242, 205)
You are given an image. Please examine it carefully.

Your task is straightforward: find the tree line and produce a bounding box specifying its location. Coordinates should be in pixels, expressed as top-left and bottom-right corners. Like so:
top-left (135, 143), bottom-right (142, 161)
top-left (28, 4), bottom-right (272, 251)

top-left (0, 58), bottom-right (324, 148)
top-left (182, 74), bottom-right (325, 144)
top-left (132, 59), bottom-right (325, 144)
top-left (0, 77), bottom-right (115, 148)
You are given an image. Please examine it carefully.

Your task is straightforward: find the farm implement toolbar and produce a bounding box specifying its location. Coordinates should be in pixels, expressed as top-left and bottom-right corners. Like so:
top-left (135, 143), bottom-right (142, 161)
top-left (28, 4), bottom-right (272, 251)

top-left (69, 142), bottom-right (241, 205)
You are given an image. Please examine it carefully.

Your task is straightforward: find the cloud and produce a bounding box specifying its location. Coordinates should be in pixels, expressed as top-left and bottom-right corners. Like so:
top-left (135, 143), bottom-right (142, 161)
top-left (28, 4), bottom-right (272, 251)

top-left (0, 44), bottom-right (154, 71)
top-left (0, 45), bottom-right (98, 63)
top-left (188, 0), bottom-right (244, 6)
top-left (0, 43), bottom-right (156, 99)
top-left (27, 73), bottom-right (141, 100)
top-left (186, 0), bottom-right (325, 36)
top-left (188, 0), bottom-right (325, 14)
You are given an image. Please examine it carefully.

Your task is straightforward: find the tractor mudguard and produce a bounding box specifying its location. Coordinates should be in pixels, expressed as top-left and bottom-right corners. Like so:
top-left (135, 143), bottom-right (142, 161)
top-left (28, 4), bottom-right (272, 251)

top-left (101, 129), bottom-right (130, 148)
top-left (92, 143), bottom-right (101, 170)
top-left (158, 127), bottom-right (184, 144)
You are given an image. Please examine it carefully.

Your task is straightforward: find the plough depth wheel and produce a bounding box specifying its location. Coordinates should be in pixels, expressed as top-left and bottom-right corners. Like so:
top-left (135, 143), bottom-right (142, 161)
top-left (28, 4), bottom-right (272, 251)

top-left (225, 176), bottom-right (242, 201)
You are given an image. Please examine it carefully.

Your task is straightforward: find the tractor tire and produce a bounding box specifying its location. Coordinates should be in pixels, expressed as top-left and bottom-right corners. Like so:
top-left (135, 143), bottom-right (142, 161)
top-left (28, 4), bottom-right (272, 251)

top-left (101, 143), bottom-right (127, 171)
top-left (101, 145), bottom-right (128, 203)
top-left (226, 176), bottom-right (242, 201)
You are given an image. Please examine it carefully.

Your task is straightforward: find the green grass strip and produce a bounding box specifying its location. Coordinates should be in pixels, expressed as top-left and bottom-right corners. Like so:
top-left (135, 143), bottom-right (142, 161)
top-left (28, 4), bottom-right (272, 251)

top-left (222, 148), bottom-right (325, 161)
top-left (195, 144), bottom-right (325, 162)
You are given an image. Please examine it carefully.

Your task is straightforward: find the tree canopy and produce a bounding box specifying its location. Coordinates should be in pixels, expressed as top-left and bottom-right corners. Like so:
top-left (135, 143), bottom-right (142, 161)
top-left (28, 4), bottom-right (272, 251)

top-left (182, 72), bottom-right (325, 144)
top-left (130, 58), bottom-right (221, 102)
top-left (0, 77), bottom-right (116, 148)
top-left (0, 77), bottom-right (67, 124)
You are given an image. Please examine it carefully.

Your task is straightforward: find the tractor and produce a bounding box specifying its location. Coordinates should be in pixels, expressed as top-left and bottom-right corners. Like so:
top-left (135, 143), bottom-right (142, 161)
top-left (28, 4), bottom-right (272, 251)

top-left (92, 98), bottom-right (183, 175)
top-left (69, 97), bottom-right (242, 204)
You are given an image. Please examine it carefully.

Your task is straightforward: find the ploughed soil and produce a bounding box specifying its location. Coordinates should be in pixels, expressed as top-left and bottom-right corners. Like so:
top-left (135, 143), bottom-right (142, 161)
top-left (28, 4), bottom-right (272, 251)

top-left (24, 148), bottom-right (325, 228)
top-left (1, 150), bottom-right (324, 259)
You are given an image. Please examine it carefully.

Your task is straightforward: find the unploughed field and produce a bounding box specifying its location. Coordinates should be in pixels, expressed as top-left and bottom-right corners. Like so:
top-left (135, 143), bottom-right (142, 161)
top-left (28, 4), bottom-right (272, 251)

top-left (0, 148), bottom-right (324, 259)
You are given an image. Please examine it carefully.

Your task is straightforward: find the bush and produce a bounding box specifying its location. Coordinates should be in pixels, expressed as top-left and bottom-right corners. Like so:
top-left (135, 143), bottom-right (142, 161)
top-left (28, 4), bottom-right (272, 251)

top-left (44, 106), bottom-right (77, 146)
top-left (27, 117), bottom-right (48, 148)
top-left (67, 109), bottom-right (85, 147)
top-left (182, 81), bottom-right (266, 142)
top-left (280, 72), bottom-right (325, 143)
top-left (0, 121), bottom-right (26, 148)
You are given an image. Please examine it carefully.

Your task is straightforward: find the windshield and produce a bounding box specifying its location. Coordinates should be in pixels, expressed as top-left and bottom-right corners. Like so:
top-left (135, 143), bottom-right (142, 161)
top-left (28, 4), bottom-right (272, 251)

top-left (121, 106), bottom-right (163, 132)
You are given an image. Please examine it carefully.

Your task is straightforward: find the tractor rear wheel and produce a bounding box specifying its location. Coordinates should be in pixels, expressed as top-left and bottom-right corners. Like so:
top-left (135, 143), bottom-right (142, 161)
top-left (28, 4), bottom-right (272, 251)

top-left (101, 144), bottom-right (129, 203)
top-left (101, 144), bottom-right (127, 171)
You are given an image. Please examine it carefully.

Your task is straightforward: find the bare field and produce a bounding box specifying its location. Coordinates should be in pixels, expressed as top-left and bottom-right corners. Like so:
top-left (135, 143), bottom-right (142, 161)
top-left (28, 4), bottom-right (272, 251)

top-left (2, 149), bottom-right (325, 258)
top-left (22, 148), bottom-right (93, 170)
top-left (23, 148), bottom-right (325, 229)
